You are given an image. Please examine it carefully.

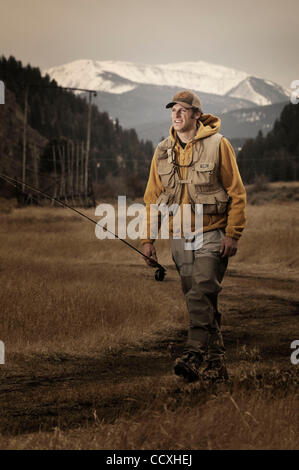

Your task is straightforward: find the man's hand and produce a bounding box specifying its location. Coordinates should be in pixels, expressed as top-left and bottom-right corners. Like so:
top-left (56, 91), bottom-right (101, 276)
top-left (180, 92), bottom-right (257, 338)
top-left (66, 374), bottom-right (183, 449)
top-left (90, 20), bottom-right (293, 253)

top-left (220, 236), bottom-right (238, 258)
top-left (142, 242), bottom-right (158, 267)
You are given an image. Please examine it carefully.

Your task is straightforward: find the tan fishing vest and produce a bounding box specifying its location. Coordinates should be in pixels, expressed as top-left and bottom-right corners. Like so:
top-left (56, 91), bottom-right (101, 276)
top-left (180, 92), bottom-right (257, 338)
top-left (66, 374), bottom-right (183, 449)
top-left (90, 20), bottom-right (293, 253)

top-left (155, 132), bottom-right (230, 215)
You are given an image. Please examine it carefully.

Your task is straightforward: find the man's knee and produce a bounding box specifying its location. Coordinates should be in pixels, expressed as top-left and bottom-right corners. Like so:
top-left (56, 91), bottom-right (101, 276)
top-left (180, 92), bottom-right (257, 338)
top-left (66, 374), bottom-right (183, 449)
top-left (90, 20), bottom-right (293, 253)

top-left (193, 254), bottom-right (227, 291)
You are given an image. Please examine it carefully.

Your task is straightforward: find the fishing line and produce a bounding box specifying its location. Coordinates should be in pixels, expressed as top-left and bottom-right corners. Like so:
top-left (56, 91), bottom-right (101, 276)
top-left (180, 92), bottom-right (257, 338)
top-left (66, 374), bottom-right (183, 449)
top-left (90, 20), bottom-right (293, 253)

top-left (0, 173), bottom-right (166, 281)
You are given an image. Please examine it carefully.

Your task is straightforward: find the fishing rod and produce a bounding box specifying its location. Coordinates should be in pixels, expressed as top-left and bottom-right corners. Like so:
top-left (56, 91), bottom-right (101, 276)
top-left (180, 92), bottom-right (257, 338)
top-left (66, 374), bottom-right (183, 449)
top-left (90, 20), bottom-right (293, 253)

top-left (0, 173), bottom-right (166, 281)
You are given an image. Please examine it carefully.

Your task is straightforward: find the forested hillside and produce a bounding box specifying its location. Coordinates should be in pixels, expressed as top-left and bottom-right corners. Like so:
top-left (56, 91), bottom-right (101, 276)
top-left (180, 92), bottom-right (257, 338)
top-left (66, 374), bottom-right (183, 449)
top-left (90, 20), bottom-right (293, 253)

top-left (237, 103), bottom-right (299, 183)
top-left (0, 55), bottom-right (154, 200)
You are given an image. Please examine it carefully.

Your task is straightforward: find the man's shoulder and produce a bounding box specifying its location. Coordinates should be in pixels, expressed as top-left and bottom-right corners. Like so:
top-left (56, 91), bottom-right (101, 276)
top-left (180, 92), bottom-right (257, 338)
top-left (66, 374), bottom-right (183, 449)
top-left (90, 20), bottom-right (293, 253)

top-left (218, 135), bottom-right (234, 152)
top-left (204, 132), bottom-right (223, 144)
top-left (156, 136), bottom-right (172, 151)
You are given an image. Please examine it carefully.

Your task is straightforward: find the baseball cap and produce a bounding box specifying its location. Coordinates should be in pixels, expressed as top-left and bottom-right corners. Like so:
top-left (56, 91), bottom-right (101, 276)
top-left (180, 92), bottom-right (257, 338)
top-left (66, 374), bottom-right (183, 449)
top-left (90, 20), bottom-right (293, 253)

top-left (166, 90), bottom-right (202, 112)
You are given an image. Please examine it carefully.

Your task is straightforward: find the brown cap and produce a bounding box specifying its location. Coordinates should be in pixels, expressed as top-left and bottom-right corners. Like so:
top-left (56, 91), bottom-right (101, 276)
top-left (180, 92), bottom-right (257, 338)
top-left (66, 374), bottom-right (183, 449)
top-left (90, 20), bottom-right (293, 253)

top-left (166, 90), bottom-right (202, 113)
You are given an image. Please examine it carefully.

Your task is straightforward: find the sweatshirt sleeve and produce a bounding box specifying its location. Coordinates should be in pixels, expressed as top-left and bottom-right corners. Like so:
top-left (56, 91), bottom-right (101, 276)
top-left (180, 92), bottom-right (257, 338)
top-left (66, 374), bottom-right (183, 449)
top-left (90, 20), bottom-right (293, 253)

top-left (140, 150), bottom-right (163, 244)
top-left (219, 137), bottom-right (247, 240)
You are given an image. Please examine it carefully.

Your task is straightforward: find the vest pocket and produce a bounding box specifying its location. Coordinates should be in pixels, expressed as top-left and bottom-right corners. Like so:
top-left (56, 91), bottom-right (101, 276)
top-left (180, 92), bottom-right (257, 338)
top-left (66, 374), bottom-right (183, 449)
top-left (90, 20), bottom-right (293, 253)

top-left (192, 162), bottom-right (215, 186)
top-left (157, 164), bottom-right (175, 189)
top-left (215, 191), bottom-right (230, 214)
top-left (191, 190), bottom-right (229, 215)
top-left (191, 193), bottom-right (217, 214)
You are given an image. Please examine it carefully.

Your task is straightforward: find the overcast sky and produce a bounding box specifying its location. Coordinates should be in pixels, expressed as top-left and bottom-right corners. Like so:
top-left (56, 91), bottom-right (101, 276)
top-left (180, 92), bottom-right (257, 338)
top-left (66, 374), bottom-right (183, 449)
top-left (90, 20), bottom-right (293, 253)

top-left (0, 0), bottom-right (298, 88)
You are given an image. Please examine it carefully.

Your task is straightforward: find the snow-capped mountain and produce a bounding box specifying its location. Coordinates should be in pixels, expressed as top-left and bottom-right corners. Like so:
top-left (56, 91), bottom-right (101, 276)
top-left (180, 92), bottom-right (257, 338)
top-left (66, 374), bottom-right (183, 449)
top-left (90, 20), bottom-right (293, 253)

top-left (44, 59), bottom-right (289, 143)
top-left (44, 59), bottom-right (288, 106)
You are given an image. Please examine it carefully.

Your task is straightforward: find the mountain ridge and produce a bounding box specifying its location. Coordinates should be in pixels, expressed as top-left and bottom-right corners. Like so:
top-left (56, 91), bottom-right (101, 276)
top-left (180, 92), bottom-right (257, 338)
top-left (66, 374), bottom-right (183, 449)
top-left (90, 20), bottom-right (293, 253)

top-left (44, 59), bottom-right (289, 105)
top-left (44, 59), bottom-right (290, 144)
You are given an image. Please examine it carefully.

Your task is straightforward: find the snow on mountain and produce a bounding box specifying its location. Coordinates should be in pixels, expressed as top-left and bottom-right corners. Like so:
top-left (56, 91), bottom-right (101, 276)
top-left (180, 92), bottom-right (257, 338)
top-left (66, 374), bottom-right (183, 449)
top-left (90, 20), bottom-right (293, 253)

top-left (159, 61), bottom-right (248, 95)
top-left (45, 60), bottom-right (137, 94)
top-left (44, 59), bottom-right (288, 105)
top-left (227, 77), bottom-right (270, 106)
top-left (91, 60), bottom-right (249, 95)
top-left (226, 76), bottom-right (289, 106)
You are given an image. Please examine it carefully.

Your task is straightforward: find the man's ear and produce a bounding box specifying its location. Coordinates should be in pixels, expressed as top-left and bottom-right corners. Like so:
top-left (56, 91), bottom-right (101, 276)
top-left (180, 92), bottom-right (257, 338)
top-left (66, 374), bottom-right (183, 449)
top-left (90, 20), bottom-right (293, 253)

top-left (193, 110), bottom-right (201, 120)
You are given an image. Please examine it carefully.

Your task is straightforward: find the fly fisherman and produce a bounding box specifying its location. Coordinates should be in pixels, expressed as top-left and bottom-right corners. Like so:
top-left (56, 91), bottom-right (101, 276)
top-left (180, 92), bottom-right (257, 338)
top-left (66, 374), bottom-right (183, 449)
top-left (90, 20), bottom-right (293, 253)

top-left (141, 90), bottom-right (246, 383)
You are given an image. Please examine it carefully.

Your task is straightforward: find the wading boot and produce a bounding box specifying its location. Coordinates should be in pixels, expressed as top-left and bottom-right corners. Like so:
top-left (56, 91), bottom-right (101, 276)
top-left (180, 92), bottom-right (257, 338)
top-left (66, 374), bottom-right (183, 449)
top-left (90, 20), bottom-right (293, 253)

top-left (202, 359), bottom-right (229, 383)
top-left (174, 352), bottom-right (203, 382)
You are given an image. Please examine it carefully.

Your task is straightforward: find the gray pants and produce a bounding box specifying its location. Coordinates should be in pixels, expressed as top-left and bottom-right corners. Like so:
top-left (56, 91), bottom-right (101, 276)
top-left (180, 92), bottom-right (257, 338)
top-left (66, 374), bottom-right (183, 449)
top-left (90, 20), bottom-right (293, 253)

top-left (171, 229), bottom-right (228, 361)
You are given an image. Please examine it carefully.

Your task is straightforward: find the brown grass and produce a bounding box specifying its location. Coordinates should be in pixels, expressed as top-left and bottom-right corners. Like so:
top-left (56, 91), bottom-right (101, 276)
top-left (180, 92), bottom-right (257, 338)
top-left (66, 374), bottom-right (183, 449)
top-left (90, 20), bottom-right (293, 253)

top-left (230, 202), bottom-right (299, 274)
top-left (0, 207), bottom-right (178, 355)
top-left (246, 180), bottom-right (299, 205)
top-left (0, 201), bottom-right (297, 355)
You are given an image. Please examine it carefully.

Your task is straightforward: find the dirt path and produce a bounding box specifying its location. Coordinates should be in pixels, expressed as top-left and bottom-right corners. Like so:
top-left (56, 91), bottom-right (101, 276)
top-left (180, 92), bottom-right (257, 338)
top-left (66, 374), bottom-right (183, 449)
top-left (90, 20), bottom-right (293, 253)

top-left (0, 269), bottom-right (298, 436)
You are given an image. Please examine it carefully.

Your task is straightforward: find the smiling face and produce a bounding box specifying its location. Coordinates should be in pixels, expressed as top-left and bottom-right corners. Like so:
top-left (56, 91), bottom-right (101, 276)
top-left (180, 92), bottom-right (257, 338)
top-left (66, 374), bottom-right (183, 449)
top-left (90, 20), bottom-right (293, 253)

top-left (171, 104), bottom-right (200, 135)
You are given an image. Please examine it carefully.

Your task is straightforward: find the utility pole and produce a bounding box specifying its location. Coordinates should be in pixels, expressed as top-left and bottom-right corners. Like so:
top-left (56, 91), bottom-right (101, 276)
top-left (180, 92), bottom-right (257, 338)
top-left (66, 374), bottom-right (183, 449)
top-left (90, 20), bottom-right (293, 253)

top-left (22, 87), bottom-right (28, 193)
top-left (85, 91), bottom-right (92, 198)
top-left (32, 145), bottom-right (39, 197)
top-left (52, 145), bottom-right (57, 204)
top-left (21, 84), bottom-right (97, 206)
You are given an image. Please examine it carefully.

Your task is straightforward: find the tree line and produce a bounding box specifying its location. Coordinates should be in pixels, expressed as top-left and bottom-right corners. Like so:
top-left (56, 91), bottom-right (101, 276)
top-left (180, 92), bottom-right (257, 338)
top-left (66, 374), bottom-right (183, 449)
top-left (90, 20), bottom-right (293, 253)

top-left (237, 102), bottom-right (299, 183)
top-left (0, 55), bottom-right (154, 200)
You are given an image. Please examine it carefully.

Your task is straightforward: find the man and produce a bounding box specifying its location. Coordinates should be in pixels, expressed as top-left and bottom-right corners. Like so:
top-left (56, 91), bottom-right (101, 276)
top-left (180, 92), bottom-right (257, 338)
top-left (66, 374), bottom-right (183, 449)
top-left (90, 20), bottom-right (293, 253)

top-left (141, 90), bottom-right (246, 383)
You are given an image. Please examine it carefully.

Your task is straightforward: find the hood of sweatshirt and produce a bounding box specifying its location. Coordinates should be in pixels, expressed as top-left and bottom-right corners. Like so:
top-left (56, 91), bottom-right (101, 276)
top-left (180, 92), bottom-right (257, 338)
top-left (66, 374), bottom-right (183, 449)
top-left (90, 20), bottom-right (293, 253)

top-left (170, 113), bottom-right (221, 144)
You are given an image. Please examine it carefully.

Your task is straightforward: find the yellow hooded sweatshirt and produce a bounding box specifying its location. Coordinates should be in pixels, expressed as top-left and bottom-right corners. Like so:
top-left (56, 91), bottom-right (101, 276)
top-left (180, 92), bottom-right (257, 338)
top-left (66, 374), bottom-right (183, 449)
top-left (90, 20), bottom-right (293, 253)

top-left (141, 113), bottom-right (246, 243)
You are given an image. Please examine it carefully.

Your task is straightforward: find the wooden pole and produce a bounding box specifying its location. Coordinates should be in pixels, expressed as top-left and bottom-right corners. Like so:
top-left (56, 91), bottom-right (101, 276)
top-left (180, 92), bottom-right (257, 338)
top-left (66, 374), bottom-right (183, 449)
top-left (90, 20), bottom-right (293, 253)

top-left (70, 141), bottom-right (74, 204)
top-left (75, 142), bottom-right (79, 196)
top-left (33, 145), bottom-right (39, 193)
top-left (62, 144), bottom-right (66, 202)
top-left (52, 145), bottom-right (57, 204)
top-left (67, 140), bottom-right (71, 197)
top-left (81, 141), bottom-right (85, 194)
top-left (85, 92), bottom-right (92, 198)
top-left (57, 144), bottom-right (65, 199)
top-left (22, 87), bottom-right (28, 193)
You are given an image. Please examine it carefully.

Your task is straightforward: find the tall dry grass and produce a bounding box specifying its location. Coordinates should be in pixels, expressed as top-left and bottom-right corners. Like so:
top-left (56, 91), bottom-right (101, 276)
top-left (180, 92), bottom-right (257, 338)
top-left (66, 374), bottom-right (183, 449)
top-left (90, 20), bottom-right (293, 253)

top-left (1, 389), bottom-right (298, 450)
top-left (0, 207), bottom-right (180, 355)
top-left (230, 202), bottom-right (299, 272)
top-left (0, 200), bottom-right (298, 356)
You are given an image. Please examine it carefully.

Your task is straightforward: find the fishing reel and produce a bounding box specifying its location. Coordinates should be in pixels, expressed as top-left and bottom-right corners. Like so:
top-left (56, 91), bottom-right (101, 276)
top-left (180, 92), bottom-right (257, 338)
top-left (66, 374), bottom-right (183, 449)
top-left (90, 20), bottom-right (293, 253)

top-left (155, 266), bottom-right (166, 282)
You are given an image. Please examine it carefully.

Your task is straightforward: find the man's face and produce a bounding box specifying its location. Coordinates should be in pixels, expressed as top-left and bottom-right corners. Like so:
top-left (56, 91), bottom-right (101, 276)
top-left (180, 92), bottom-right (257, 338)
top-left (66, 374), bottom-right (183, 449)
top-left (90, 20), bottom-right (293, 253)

top-left (171, 104), bottom-right (199, 133)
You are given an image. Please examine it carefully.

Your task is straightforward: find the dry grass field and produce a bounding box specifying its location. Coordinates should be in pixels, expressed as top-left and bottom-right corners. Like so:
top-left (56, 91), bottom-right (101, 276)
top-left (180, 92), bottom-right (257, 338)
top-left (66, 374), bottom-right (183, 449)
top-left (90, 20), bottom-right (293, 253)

top-left (0, 184), bottom-right (298, 449)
